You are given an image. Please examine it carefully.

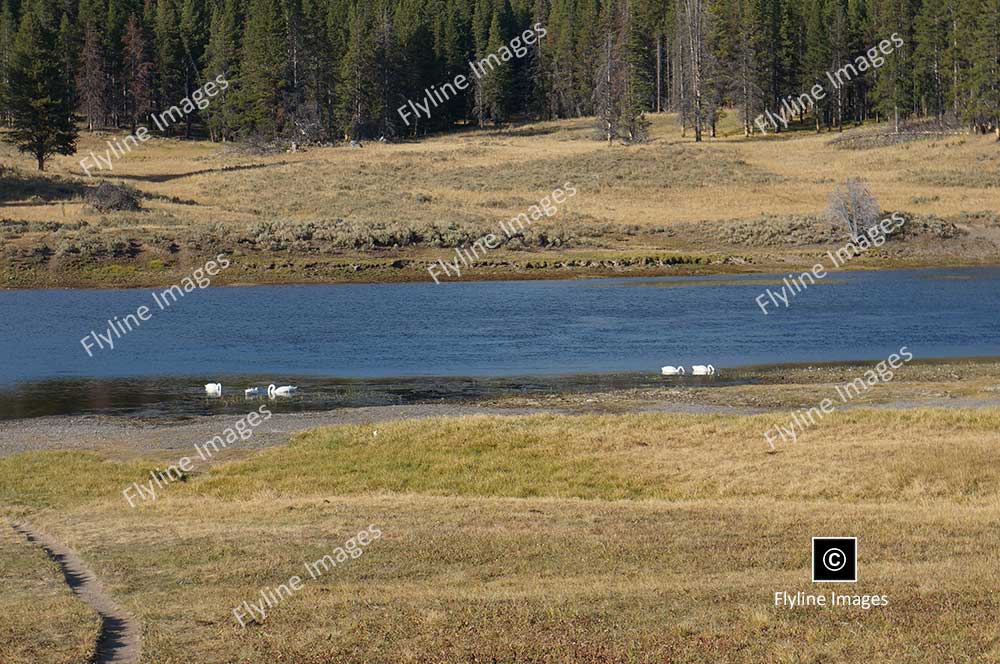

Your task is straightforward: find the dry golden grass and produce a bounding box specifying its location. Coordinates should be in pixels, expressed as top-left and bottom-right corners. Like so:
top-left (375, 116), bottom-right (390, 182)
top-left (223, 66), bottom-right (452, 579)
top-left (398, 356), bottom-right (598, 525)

top-left (0, 521), bottom-right (99, 664)
top-left (2, 408), bottom-right (1000, 662)
top-left (2, 113), bottom-right (999, 288)
top-left (5, 112), bottom-right (1000, 229)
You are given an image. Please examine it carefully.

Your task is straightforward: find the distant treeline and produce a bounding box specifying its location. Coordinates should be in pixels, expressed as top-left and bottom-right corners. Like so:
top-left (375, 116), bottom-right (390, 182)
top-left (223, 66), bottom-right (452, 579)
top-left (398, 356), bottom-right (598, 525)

top-left (0, 0), bottom-right (998, 150)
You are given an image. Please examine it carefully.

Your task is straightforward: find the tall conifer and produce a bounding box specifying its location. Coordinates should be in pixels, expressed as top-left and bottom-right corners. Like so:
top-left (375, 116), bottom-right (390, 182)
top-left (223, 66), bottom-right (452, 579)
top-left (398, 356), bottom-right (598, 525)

top-left (240, 0), bottom-right (287, 137)
top-left (4, 0), bottom-right (78, 169)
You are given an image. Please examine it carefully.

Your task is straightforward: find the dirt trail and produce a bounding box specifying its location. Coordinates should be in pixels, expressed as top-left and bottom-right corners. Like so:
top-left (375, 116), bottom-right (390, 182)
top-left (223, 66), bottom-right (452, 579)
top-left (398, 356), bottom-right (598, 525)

top-left (12, 522), bottom-right (141, 664)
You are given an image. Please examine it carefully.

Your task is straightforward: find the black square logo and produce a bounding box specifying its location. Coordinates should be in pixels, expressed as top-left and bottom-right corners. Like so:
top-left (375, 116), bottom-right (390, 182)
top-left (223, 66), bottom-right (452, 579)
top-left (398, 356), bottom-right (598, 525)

top-left (812, 537), bottom-right (857, 583)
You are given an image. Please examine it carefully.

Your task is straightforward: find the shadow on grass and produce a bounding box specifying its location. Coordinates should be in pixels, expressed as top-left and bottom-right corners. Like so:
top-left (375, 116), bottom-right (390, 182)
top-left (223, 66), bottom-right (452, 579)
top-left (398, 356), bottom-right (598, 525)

top-left (0, 166), bottom-right (89, 205)
top-left (108, 160), bottom-right (296, 183)
top-left (497, 124), bottom-right (567, 138)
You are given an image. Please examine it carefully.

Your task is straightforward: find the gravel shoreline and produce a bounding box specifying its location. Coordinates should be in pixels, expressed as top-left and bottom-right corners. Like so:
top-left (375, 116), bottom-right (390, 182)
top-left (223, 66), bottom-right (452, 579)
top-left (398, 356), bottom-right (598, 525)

top-left (3, 359), bottom-right (997, 458)
top-left (0, 400), bottom-right (763, 458)
top-left (0, 404), bottom-right (551, 458)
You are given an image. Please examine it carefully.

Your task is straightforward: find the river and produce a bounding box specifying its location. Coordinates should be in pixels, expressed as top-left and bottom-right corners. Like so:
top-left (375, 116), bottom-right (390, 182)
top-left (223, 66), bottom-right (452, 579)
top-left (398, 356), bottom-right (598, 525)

top-left (1, 266), bottom-right (998, 419)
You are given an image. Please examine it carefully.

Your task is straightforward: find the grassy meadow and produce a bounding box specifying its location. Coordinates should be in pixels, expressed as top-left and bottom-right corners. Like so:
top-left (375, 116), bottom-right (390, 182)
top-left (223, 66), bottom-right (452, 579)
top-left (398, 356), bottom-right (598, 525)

top-left (3, 408), bottom-right (1000, 663)
top-left (2, 113), bottom-right (999, 288)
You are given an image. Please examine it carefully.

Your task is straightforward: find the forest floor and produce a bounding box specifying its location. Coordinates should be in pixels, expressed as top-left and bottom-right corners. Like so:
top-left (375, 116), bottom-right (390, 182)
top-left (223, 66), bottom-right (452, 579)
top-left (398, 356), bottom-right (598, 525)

top-left (2, 359), bottom-right (1000, 662)
top-left (2, 112), bottom-right (999, 289)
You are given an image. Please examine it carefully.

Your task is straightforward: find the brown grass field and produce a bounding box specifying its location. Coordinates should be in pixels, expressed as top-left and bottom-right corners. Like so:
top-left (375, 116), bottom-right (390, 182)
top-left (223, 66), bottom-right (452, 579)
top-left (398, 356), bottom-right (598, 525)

top-left (2, 112), bottom-right (999, 288)
top-left (3, 390), bottom-right (1000, 662)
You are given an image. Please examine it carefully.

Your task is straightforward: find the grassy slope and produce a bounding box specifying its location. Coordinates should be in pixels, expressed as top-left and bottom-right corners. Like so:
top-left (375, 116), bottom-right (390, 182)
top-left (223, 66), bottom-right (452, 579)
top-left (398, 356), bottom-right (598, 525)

top-left (2, 114), bottom-right (999, 288)
top-left (2, 409), bottom-right (1000, 662)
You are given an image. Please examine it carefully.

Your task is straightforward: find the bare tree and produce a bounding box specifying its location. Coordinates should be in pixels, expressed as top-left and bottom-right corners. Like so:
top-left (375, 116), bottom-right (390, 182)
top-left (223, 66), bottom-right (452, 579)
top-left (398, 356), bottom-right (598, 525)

top-left (827, 178), bottom-right (880, 240)
top-left (678, 0), bottom-right (708, 141)
top-left (77, 23), bottom-right (109, 131)
top-left (593, 0), bottom-right (648, 144)
top-left (123, 15), bottom-right (154, 133)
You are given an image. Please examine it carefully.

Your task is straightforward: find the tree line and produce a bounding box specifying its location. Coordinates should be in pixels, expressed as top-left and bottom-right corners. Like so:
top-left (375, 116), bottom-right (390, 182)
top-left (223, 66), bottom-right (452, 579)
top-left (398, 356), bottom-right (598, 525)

top-left (0, 0), bottom-right (998, 169)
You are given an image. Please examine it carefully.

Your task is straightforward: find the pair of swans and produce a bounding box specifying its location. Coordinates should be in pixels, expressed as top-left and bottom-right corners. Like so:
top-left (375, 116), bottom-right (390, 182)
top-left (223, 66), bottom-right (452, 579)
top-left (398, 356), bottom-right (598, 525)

top-left (245, 384), bottom-right (298, 397)
top-left (660, 364), bottom-right (716, 376)
top-left (204, 383), bottom-right (297, 397)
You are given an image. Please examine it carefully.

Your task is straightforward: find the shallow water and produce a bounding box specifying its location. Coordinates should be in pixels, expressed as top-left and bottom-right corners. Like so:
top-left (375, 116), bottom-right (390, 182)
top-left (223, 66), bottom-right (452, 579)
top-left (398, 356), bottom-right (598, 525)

top-left (1, 266), bottom-right (998, 419)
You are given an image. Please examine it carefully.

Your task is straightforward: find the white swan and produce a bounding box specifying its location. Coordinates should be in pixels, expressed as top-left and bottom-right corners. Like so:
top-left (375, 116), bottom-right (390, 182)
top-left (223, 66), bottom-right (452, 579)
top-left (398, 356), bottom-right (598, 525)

top-left (244, 386), bottom-right (262, 397)
top-left (204, 383), bottom-right (222, 396)
top-left (268, 384), bottom-right (298, 397)
top-left (661, 366), bottom-right (686, 376)
top-left (691, 364), bottom-right (716, 376)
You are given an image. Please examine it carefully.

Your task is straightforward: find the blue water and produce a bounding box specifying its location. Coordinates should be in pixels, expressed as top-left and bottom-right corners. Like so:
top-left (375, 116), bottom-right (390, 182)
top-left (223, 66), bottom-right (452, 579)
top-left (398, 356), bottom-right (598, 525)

top-left (2, 267), bottom-right (999, 384)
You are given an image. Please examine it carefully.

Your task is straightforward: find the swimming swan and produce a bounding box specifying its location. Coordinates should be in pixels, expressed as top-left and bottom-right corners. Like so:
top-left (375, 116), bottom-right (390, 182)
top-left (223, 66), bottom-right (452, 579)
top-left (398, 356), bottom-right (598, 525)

top-left (204, 383), bottom-right (222, 396)
top-left (244, 386), bottom-right (262, 397)
top-left (660, 366), bottom-right (686, 376)
top-left (691, 364), bottom-right (716, 376)
top-left (268, 384), bottom-right (298, 397)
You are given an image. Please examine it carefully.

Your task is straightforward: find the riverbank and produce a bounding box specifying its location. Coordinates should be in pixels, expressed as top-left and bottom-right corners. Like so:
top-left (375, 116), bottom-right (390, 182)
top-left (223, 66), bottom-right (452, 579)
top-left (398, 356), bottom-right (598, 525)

top-left (3, 358), bottom-right (996, 459)
top-left (3, 115), bottom-right (999, 290)
top-left (5, 248), bottom-right (997, 290)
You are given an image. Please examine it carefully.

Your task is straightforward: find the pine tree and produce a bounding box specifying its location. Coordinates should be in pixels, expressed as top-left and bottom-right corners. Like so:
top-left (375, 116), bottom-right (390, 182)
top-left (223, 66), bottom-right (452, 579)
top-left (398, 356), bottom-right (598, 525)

top-left (527, 0), bottom-right (551, 118)
top-left (802, 0), bottom-right (830, 130)
top-left (3, 0), bottom-right (78, 169)
top-left (780, 0), bottom-right (804, 118)
top-left (752, 0), bottom-right (782, 113)
top-left (372, 2), bottom-right (402, 138)
top-left (285, 0), bottom-right (304, 98)
top-left (733, 0), bottom-right (765, 133)
top-left (871, 0), bottom-right (917, 131)
top-left (623, 0), bottom-right (656, 134)
top-left (913, 0), bottom-right (952, 119)
top-left (470, 0), bottom-right (492, 125)
top-left (396, 0), bottom-right (438, 135)
top-left (544, 0), bottom-right (574, 117)
top-left (846, 0), bottom-right (871, 123)
top-left (574, 0), bottom-right (600, 116)
top-left (828, 0), bottom-right (850, 130)
top-left (706, 0), bottom-right (735, 133)
top-left (154, 0), bottom-right (184, 127)
top-left (481, 11), bottom-right (512, 124)
top-left (337, 3), bottom-right (375, 139)
top-left (179, 0), bottom-right (207, 136)
top-left (325, 0), bottom-right (352, 137)
top-left (57, 12), bottom-right (78, 101)
top-left (964, 0), bottom-right (1000, 134)
top-left (284, 0), bottom-right (330, 142)
top-left (392, 0), bottom-right (427, 136)
top-left (203, 0), bottom-right (239, 140)
top-left (436, 0), bottom-right (471, 126)
top-left (106, 0), bottom-right (130, 127)
top-left (240, 0), bottom-right (287, 138)
top-left (301, 0), bottom-right (334, 140)
top-left (77, 0), bottom-right (106, 30)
